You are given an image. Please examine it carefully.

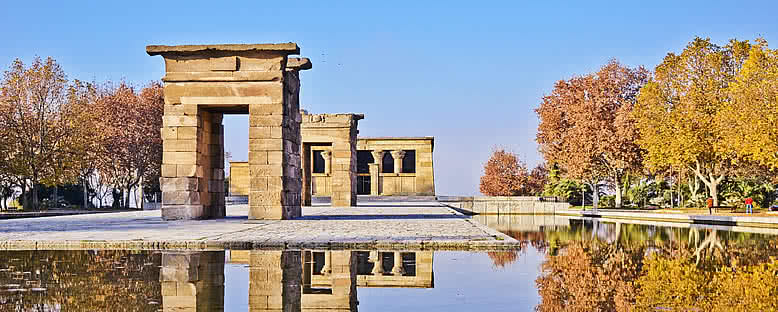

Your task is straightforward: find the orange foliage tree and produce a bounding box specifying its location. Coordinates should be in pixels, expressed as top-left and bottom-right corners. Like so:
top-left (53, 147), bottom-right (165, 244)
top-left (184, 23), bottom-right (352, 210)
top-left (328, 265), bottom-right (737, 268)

top-left (0, 57), bottom-right (84, 209)
top-left (95, 82), bottom-right (163, 209)
top-left (535, 242), bottom-right (641, 312)
top-left (479, 149), bottom-right (535, 196)
top-left (536, 60), bottom-right (648, 208)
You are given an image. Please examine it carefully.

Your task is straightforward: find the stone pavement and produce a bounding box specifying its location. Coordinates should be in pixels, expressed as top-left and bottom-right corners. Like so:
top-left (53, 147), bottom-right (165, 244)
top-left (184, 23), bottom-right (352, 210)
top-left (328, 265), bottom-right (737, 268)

top-left (0, 201), bottom-right (517, 251)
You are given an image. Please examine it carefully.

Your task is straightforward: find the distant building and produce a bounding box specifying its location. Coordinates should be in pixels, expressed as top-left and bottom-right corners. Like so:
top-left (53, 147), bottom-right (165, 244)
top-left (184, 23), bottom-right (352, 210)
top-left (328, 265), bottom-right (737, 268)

top-left (356, 137), bottom-right (435, 196)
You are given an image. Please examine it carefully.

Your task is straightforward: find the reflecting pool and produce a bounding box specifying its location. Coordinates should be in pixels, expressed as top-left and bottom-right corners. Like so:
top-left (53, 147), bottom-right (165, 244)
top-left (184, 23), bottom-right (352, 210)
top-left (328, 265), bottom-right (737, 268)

top-left (1, 217), bottom-right (778, 311)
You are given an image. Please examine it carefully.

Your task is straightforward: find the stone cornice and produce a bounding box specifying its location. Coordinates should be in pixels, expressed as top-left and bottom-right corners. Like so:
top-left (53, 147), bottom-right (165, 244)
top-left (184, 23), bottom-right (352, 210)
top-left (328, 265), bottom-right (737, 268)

top-left (146, 43), bottom-right (300, 56)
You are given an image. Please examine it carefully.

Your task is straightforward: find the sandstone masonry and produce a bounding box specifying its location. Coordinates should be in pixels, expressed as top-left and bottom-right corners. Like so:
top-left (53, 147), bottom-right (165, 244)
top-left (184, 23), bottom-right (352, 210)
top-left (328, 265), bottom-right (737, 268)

top-left (300, 112), bottom-right (363, 207)
top-left (148, 43), bottom-right (311, 220)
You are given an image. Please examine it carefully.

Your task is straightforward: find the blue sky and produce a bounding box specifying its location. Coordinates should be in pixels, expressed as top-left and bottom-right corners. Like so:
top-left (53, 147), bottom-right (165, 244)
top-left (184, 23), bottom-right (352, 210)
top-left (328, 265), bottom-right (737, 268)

top-left (2, 1), bottom-right (776, 195)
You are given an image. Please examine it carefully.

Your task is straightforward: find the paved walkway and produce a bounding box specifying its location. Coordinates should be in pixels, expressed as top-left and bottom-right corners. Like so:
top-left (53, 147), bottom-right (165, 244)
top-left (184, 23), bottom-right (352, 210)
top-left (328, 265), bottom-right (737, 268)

top-left (0, 201), bottom-right (516, 251)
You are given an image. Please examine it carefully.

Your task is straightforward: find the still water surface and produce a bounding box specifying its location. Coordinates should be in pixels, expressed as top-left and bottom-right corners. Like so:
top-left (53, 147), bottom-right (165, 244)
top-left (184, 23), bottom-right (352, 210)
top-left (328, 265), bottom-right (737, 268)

top-left (1, 217), bottom-right (777, 311)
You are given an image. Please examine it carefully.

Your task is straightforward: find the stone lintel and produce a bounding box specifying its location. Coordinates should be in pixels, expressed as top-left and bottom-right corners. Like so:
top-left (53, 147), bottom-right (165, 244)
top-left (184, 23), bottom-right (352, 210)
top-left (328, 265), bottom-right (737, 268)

top-left (301, 112), bottom-right (365, 125)
top-left (146, 43), bottom-right (300, 56)
top-left (358, 136), bottom-right (433, 141)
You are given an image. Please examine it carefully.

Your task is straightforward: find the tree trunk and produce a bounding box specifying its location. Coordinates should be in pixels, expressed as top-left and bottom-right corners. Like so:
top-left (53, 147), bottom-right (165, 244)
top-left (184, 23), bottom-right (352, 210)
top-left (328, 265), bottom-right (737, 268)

top-left (589, 182), bottom-right (600, 210)
top-left (83, 179), bottom-right (89, 209)
top-left (124, 187), bottom-right (131, 209)
top-left (53, 186), bottom-right (58, 208)
top-left (112, 189), bottom-right (121, 209)
top-left (614, 183), bottom-right (623, 208)
top-left (622, 173), bottom-right (630, 205)
top-left (32, 183), bottom-right (39, 211)
top-left (710, 181), bottom-right (719, 207)
top-left (20, 182), bottom-right (27, 211)
top-left (138, 176), bottom-right (144, 210)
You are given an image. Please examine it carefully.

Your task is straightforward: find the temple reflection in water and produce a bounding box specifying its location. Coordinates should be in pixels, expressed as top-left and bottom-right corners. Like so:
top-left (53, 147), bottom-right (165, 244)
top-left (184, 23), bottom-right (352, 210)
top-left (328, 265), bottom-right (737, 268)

top-left (0, 249), bottom-right (433, 311)
top-left (228, 250), bottom-right (433, 311)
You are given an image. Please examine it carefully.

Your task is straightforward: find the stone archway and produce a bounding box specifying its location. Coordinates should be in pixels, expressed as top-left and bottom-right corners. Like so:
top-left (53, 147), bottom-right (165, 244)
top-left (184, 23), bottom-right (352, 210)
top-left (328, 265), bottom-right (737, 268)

top-left (147, 43), bottom-right (311, 220)
top-left (300, 112), bottom-right (363, 207)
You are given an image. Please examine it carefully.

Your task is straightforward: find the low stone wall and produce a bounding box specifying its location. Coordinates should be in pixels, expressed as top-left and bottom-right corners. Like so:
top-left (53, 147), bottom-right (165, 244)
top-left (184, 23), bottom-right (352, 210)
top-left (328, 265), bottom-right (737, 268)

top-left (560, 209), bottom-right (778, 229)
top-left (438, 196), bottom-right (570, 215)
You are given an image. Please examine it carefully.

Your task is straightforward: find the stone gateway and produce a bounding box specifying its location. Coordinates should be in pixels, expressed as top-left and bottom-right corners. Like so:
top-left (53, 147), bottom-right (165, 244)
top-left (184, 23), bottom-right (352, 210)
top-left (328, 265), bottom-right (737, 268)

top-left (147, 43), bottom-right (311, 220)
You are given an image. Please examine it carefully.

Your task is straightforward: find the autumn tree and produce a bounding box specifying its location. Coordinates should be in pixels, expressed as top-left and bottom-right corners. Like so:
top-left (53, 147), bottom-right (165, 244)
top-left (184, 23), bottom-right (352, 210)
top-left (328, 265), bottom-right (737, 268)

top-left (527, 164), bottom-right (549, 196)
top-left (479, 149), bottom-right (532, 196)
top-left (63, 80), bottom-right (102, 208)
top-left (536, 60), bottom-right (649, 208)
top-left (633, 37), bottom-right (754, 207)
top-left (0, 57), bottom-right (82, 209)
top-left (718, 39), bottom-right (778, 171)
top-left (95, 82), bottom-right (163, 209)
top-left (535, 242), bottom-right (641, 312)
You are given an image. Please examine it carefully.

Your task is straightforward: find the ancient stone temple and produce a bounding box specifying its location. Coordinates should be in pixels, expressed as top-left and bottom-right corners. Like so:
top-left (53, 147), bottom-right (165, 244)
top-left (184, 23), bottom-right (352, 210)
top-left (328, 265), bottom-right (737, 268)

top-left (300, 112), bottom-right (363, 207)
top-left (147, 43), bottom-right (310, 220)
top-left (356, 137), bottom-right (435, 196)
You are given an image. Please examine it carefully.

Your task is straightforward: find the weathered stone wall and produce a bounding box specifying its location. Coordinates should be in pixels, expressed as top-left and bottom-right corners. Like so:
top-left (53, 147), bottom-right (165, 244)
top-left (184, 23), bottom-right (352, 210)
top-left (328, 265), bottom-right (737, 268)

top-left (249, 250), bottom-right (302, 311)
top-left (228, 161), bottom-right (249, 196)
top-left (471, 214), bottom-right (572, 232)
top-left (148, 44), bottom-right (309, 220)
top-left (357, 137), bottom-right (435, 196)
top-left (302, 250), bottom-right (358, 311)
top-left (439, 196), bottom-right (571, 215)
top-left (161, 251), bottom-right (225, 311)
top-left (300, 113), bottom-right (362, 207)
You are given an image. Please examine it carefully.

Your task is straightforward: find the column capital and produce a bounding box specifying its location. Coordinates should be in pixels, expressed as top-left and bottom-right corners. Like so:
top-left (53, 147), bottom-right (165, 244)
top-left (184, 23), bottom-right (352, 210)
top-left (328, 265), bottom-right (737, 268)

top-left (371, 150), bottom-right (384, 161)
top-left (390, 150), bottom-right (406, 160)
top-left (320, 150), bottom-right (331, 158)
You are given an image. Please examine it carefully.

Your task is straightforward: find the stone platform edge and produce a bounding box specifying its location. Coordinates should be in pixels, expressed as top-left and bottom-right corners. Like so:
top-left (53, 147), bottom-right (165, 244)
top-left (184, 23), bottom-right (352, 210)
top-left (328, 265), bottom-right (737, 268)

top-left (557, 209), bottom-right (778, 229)
top-left (0, 239), bottom-right (522, 252)
top-left (438, 196), bottom-right (778, 229)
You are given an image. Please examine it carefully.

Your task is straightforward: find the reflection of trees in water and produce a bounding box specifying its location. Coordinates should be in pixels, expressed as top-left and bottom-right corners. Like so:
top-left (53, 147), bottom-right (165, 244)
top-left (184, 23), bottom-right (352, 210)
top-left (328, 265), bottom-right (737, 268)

top-left (487, 231), bottom-right (548, 268)
top-left (535, 242), bottom-right (641, 312)
top-left (535, 223), bottom-right (778, 311)
top-left (0, 250), bottom-right (161, 311)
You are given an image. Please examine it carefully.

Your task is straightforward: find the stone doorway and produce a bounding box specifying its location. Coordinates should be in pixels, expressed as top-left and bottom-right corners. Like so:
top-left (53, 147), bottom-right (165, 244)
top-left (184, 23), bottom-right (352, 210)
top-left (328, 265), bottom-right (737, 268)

top-left (148, 43), bottom-right (311, 220)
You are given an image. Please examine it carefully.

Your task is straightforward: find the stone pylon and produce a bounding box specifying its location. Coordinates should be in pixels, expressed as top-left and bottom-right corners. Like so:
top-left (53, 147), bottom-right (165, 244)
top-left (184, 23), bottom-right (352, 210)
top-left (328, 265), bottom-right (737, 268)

top-left (147, 43), bottom-right (311, 220)
top-left (300, 112), bottom-right (363, 207)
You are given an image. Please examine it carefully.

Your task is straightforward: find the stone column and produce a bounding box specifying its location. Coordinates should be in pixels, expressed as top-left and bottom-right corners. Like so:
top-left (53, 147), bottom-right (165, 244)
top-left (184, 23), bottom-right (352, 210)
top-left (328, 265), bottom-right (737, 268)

top-left (320, 251), bottom-right (332, 276)
top-left (160, 251), bottom-right (225, 311)
top-left (370, 150), bottom-right (384, 196)
top-left (368, 163), bottom-right (379, 196)
top-left (390, 150), bottom-right (405, 174)
top-left (249, 250), bottom-right (302, 312)
top-left (391, 252), bottom-right (405, 276)
top-left (370, 251), bottom-right (383, 275)
top-left (320, 150), bottom-right (331, 176)
top-left (301, 144), bottom-right (312, 206)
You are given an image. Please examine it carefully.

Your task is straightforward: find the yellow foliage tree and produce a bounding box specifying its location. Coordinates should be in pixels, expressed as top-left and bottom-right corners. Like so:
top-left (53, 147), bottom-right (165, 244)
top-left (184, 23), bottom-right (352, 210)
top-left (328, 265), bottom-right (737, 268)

top-left (719, 39), bottom-right (778, 171)
top-left (633, 37), bottom-right (754, 207)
